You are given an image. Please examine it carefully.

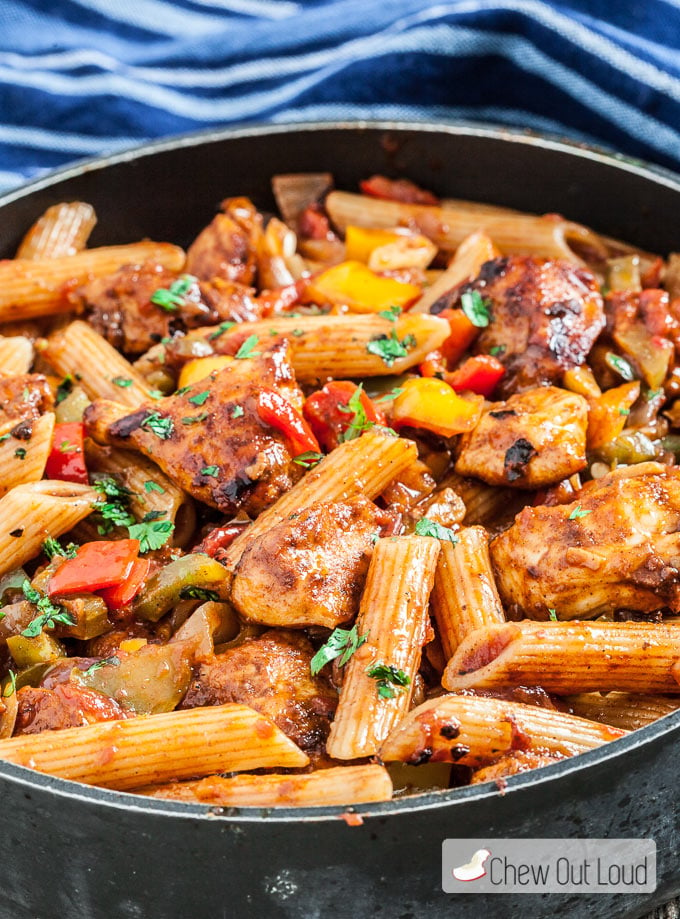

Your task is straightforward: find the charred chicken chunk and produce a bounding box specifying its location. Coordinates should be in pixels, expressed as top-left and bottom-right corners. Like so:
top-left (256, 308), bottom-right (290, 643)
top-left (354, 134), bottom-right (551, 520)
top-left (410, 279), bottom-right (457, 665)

top-left (455, 386), bottom-right (588, 489)
top-left (180, 630), bottom-right (337, 752)
top-left (185, 198), bottom-right (260, 286)
top-left (490, 462), bottom-right (680, 619)
top-left (14, 684), bottom-right (129, 735)
top-left (84, 340), bottom-right (305, 517)
top-left (0, 374), bottom-right (53, 426)
top-left (231, 497), bottom-right (389, 628)
top-left (73, 262), bottom-right (262, 355)
top-left (461, 256), bottom-right (605, 396)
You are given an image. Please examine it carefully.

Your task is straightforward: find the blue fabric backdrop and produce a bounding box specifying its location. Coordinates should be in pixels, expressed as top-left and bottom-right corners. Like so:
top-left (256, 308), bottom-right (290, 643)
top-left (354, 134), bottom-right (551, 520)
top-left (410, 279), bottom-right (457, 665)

top-left (0, 0), bottom-right (679, 193)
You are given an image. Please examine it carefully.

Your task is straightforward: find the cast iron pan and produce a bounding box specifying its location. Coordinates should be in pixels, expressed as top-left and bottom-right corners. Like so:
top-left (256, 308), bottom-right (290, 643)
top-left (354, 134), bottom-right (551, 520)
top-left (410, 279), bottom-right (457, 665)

top-left (0, 123), bottom-right (678, 919)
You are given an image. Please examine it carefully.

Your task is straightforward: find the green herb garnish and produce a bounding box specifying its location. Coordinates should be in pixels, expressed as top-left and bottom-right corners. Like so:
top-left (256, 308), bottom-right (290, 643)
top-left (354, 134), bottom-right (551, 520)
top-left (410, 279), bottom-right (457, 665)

top-left (605, 352), bottom-right (635, 382)
top-left (112, 377), bottom-right (133, 388)
top-left (366, 662), bottom-right (411, 699)
top-left (293, 450), bottom-right (323, 468)
top-left (568, 505), bottom-right (592, 520)
top-left (460, 290), bottom-right (491, 327)
top-left (179, 587), bottom-right (220, 602)
top-left (200, 465), bottom-right (220, 478)
top-left (208, 321), bottom-right (236, 341)
top-left (21, 581), bottom-right (75, 637)
top-left (141, 411), bottom-right (174, 440)
top-left (150, 274), bottom-right (196, 312)
top-left (234, 335), bottom-right (261, 359)
top-left (414, 517), bottom-right (459, 543)
top-left (310, 625), bottom-right (368, 675)
top-left (188, 390), bottom-right (210, 406)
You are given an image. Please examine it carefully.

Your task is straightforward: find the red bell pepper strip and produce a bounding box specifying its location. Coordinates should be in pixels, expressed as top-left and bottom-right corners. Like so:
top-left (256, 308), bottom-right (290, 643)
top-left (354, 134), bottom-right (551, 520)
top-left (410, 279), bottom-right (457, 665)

top-left (193, 522), bottom-right (249, 558)
top-left (98, 557), bottom-right (151, 611)
top-left (437, 308), bottom-right (481, 368)
top-left (359, 175), bottom-right (439, 206)
top-left (446, 355), bottom-right (506, 398)
top-left (255, 279), bottom-right (306, 316)
top-left (44, 422), bottom-right (88, 484)
top-left (419, 350), bottom-right (446, 378)
top-left (256, 389), bottom-right (321, 457)
top-left (303, 380), bottom-right (386, 452)
top-left (47, 539), bottom-right (140, 597)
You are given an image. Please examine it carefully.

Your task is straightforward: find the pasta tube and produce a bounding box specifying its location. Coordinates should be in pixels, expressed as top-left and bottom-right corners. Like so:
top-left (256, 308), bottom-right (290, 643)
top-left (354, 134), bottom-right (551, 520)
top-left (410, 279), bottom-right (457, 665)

top-left (326, 535), bottom-right (440, 759)
top-left (442, 620), bottom-right (680, 694)
top-left (430, 525), bottom-right (505, 659)
top-left (379, 694), bottom-right (626, 767)
top-left (138, 764), bottom-right (392, 807)
top-left (43, 321), bottom-right (151, 407)
top-left (0, 412), bottom-right (55, 497)
top-left (0, 242), bottom-right (185, 322)
top-left (0, 336), bottom-right (34, 376)
top-left (223, 429), bottom-right (417, 569)
top-left (16, 202), bottom-right (97, 260)
top-left (0, 703), bottom-right (308, 790)
top-left (411, 231), bottom-right (498, 314)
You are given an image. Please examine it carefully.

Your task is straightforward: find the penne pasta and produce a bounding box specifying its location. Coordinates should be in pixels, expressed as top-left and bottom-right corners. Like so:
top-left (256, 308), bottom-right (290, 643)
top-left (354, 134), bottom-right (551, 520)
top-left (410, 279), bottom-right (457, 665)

top-left (137, 763), bottom-right (393, 807)
top-left (0, 412), bottom-right (55, 497)
top-left (84, 442), bottom-right (196, 547)
top-left (379, 693), bottom-right (626, 767)
top-left (430, 525), bottom-right (505, 660)
top-left (0, 242), bottom-right (185, 323)
top-left (16, 202), bottom-right (97, 260)
top-left (0, 336), bottom-right (34, 375)
top-left (326, 535), bottom-right (440, 759)
top-left (0, 480), bottom-right (98, 578)
top-left (325, 191), bottom-right (610, 264)
top-left (411, 231), bottom-right (498, 313)
top-left (565, 692), bottom-right (680, 732)
top-left (222, 429), bottom-right (417, 570)
top-left (43, 320), bottom-right (151, 407)
top-left (0, 703), bottom-right (308, 790)
top-left (442, 620), bottom-right (680, 694)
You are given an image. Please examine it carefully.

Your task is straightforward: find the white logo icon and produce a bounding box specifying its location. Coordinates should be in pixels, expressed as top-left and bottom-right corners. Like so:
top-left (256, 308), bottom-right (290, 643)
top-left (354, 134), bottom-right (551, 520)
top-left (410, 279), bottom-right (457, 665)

top-left (452, 848), bottom-right (491, 882)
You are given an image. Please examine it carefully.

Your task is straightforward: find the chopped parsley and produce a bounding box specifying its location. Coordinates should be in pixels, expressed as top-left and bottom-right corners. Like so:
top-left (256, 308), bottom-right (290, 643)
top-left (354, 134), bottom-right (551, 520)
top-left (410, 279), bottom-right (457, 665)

top-left (310, 625), bottom-right (368, 675)
top-left (188, 390), bottom-right (210, 406)
top-left (293, 450), bottom-right (323, 468)
top-left (291, 328), bottom-right (305, 337)
top-left (338, 384), bottom-right (374, 442)
top-left (460, 290), bottom-right (491, 327)
top-left (141, 411), bottom-right (174, 440)
top-left (366, 329), bottom-right (416, 367)
top-left (548, 609), bottom-right (558, 621)
top-left (14, 448), bottom-right (26, 460)
top-left (179, 586), bottom-right (220, 602)
top-left (148, 390), bottom-right (164, 400)
top-left (181, 413), bottom-right (209, 425)
top-left (200, 465), bottom-right (220, 478)
top-left (55, 375), bottom-right (74, 405)
top-left (21, 581), bottom-right (75, 637)
top-left (2, 670), bottom-right (16, 698)
top-left (208, 321), bottom-right (236, 341)
top-left (414, 517), bottom-right (459, 543)
top-left (150, 274), bottom-right (197, 312)
top-left (144, 480), bottom-right (165, 495)
top-left (231, 405), bottom-right (244, 419)
top-left (42, 537), bottom-right (78, 560)
top-left (378, 305), bottom-right (402, 322)
top-left (92, 477), bottom-right (173, 552)
top-left (58, 439), bottom-right (79, 454)
top-left (112, 377), bottom-right (133, 388)
top-left (128, 517), bottom-right (174, 553)
top-left (83, 656), bottom-right (120, 677)
top-left (234, 335), bottom-right (261, 360)
top-left (619, 407), bottom-right (630, 416)
top-left (375, 387), bottom-right (404, 403)
top-left (568, 505), bottom-right (592, 520)
top-left (366, 662), bottom-right (411, 699)
top-left (605, 352), bottom-right (635, 382)
top-left (647, 388), bottom-right (663, 401)
top-left (489, 345), bottom-right (506, 356)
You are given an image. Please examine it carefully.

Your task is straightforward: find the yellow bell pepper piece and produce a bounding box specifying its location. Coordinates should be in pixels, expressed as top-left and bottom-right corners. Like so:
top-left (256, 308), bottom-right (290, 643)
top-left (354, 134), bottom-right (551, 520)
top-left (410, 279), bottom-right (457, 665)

top-left (306, 260), bottom-right (421, 313)
top-left (178, 355), bottom-right (234, 390)
top-left (563, 365), bottom-right (602, 400)
top-left (587, 381), bottom-right (640, 451)
top-left (345, 226), bottom-right (404, 262)
top-left (392, 377), bottom-right (483, 438)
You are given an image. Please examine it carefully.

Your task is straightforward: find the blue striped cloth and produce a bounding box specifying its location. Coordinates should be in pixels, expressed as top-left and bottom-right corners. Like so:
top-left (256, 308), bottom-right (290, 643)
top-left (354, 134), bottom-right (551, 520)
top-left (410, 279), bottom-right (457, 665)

top-left (1, 0), bottom-right (679, 194)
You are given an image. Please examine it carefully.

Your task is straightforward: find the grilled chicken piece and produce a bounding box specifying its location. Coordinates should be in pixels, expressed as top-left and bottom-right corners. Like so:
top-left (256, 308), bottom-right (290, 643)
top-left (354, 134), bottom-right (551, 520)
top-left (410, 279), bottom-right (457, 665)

top-left (84, 340), bottom-right (304, 517)
top-left (231, 497), bottom-right (390, 628)
top-left (470, 750), bottom-right (565, 784)
top-left (185, 198), bottom-right (261, 286)
top-left (73, 262), bottom-right (263, 355)
top-left (462, 256), bottom-right (604, 396)
top-left (491, 462), bottom-right (680, 619)
top-left (14, 684), bottom-right (129, 735)
top-left (179, 630), bottom-right (337, 752)
top-left (0, 373), bottom-right (53, 426)
top-left (455, 386), bottom-right (588, 489)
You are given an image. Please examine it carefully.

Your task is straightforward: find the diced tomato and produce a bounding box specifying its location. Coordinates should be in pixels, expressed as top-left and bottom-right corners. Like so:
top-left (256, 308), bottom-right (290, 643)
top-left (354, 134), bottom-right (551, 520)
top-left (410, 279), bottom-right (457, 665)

top-left (446, 355), bottom-right (506, 398)
top-left (303, 381), bottom-right (386, 452)
top-left (47, 539), bottom-right (140, 597)
top-left (256, 389), bottom-right (320, 457)
top-left (98, 557), bottom-right (151, 611)
top-left (256, 279), bottom-right (305, 316)
top-left (419, 350), bottom-right (446, 378)
top-left (359, 175), bottom-right (439, 206)
top-left (194, 522), bottom-right (249, 558)
top-left (437, 308), bottom-right (480, 367)
top-left (44, 422), bottom-right (88, 484)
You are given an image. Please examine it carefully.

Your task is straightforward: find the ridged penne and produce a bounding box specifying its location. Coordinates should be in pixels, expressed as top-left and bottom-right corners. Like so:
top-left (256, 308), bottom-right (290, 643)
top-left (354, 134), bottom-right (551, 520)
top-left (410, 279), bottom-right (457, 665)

top-left (0, 412), bottom-right (55, 497)
top-left (0, 336), bottom-right (34, 375)
top-left (565, 692), bottom-right (680, 731)
top-left (137, 763), bottom-right (392, 807)
top-left (16, 202), bottom-right (97, 260)
top-left (325, 191), bottom-right (610, 264)
top-left (84, 442), bottom-right (196, 546)
top-left (43, 320), bottom-right (151, 406)
top-left (442, 620), bottom-right (680, 694)
top-left (223, 430), bottom-right (417, 569)
top-left (411, 231), bottom-right (498, 313)
top-left (430, 526), bottom-right (505, 660)
top-left (0, 480), bottom-right (98, 578)
top-left (379, 693), bottom-right (626, 767)
top-left (0, 242), bottom-right (185, 322)
top-left (0, 703), bottom-right (308, 790)
top-left (199, 312), bottom-right (450, 382)
top-left (326, 535), bottom-right (440, 760)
